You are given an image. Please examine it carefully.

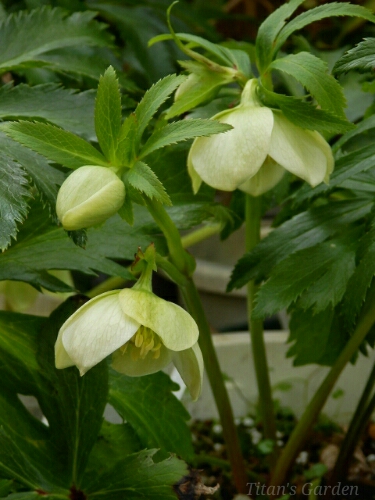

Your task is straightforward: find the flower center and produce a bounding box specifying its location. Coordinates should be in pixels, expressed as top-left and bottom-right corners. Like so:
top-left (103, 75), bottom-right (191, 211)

top-left (119, 325), bottom-right (162, 361)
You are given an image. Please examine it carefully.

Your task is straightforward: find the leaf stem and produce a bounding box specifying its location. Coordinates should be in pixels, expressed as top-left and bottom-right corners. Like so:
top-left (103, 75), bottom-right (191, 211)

top-left (181, 222), bottom-right (222, 249)
top-left (270, 282), bottom-right (375, 488)
top-left (245, 195), bottom-right (277, 444)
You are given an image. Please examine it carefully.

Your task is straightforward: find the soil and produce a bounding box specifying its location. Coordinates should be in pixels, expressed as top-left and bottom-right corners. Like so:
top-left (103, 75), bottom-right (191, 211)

top-left (188, 409), bottom-right (375, 500)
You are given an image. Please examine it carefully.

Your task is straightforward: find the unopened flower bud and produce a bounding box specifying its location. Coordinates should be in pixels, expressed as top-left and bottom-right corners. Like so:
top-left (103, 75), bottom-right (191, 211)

top-left (56, 166), bottom-right (125, 230)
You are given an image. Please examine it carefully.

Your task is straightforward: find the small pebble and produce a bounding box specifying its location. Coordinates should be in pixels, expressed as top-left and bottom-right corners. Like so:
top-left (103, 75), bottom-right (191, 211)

top-left (242, 416), bottom-right (254, 427)
top-left (214, 443), bottom-right (223, 451)
top-left (250, 428), bottom-right (262, 445)
top-left (277, 440), bottom-right (284, 447)
top-left (213, 424), bottom-right (223, 434)
top-left (296, 450), bottom-right (309, 464)
top-left (367, 454), bottom-right (375, 462)
top-left (235, 418), bottom-right (241, 425)
top-left (276, 430), bottom-right (284, 438)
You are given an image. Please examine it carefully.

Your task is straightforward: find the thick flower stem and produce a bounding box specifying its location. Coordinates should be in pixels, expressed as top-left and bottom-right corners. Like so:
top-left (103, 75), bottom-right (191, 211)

top-left (246, 195), bottom-right (277, 445)
top-left (182, 279), bottom-right (248, 494)
top-left (270, 283), bottom-right (375, 490)
top-left (145, 199), bottom-right (248, 494)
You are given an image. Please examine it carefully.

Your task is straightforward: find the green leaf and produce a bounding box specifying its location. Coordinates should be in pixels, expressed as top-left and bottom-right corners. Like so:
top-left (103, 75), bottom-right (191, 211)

top-left (333, 38), bottom-right (375, 75)
top-left (95, 66), bottom-right (122, 165)
top-left (109, 370), bottom-right (194, 460)
top-left (252, 234), bottom-right (357, 318)
top-left (292, 143), bottom-right (375, 206)
top-left (0, 7), bottom-right (112, 73)
top-left (2, 121), bottom-right (108, 169)
top-left (116, 113), bottom-right (137, 166)
top-left (228, 199), bottom-right (372, 289)
top-left (139, 119), bottom-right (232, 159)
top-left (0, 152), bottom-right (30, 251)
top-left (126, 161), bottom-right (171, 206)
top-left (36, 298), bottom-right (108, 484)
top-left (0, 203), bottom-right (133, 291)
top-left (134, 74), bottom-right (186, 144)
top-left (255, 0), bottom-right (305, 73)
top-left (274, 4), bottom-right (375, 56)
top-left (287, 307), bottom-right (346, 366)
top-left (269, 52), bottom-right (346, 117)
top-left (83, 449), bottom-right (187, 500)
top-left (333, 114), bottom-right (375, 154)
top-left (260, 86), bottom-right (353, 134)
top-left (341, 225), bottom-right (375, 326)
top-left (0, 84), bottom-right (96, 140)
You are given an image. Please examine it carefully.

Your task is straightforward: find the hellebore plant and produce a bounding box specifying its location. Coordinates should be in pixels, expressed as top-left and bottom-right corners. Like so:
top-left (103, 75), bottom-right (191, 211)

top-left (55, 246), bottom-right (203, 400)
top-left (188, 79), bottom-right (334, 196)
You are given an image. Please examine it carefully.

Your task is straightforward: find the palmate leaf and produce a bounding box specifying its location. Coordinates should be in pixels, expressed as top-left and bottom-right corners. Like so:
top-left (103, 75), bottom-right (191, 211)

top-left (0, 84), bottom-right (96, 140)
top-left (109, 370), bottom-right (194, 460)
top-left (252, 233), bottom-right (358, 318)
top-left (333, 38), bottom-right (375, 75)
top-left (2, 121), bottom-right (108, 169)
top-left (139, 119), bottom-right (232, 159)
top-left (0, 152), bottom-right (30, 251)
top-left (269, 52), bottom-right (346, 118)
top-left (228, 198), bottom-right (372, 289)
top-left (0, 7), bottom-right (112, 73)
top-left (274, 3), bottom-right (375, 56)
top-left (83, 449), bottom-right (187, 500)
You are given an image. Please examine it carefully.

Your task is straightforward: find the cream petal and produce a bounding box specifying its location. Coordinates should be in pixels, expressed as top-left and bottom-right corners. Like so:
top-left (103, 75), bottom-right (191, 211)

top-left (57, 291), bottom-right (139, 375)
top-left (239, 156), bottom-right (285, 196)
top-left (187, 146), bottom-right (203, 193)
top-left (119, 289), bottom-right (199, 351)
top-left (189, 105), bottom-right (273, 191)
top-left (269, 113), bottom-right (331, 187)
top-left (111, 343), bottom-right (172, 376)
top-left (172, 342), bottom-right (204, 401)
top-left (55, 330), bottom-right (75, 369)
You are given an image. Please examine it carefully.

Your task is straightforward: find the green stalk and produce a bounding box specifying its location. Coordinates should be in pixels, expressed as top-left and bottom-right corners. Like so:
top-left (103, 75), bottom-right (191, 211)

top-left (270, 284), bottom-right (375, 488)
top-left (330, 360), bottom-right (375, 486)
top-left (145, 199), bottom-right (248, 493)
top-left (246, 195), bottom-right (277, 444)
top-left (181, 280), bottom-right (248, 493)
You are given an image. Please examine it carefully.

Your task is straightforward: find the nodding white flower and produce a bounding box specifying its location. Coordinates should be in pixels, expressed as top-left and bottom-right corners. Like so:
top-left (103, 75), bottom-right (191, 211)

top-left (56, 165), bottom-right (125, 231)
top-left (188, 79), bottom-right (334, 196)
top-left (55, 288), bottom-right (203, 401)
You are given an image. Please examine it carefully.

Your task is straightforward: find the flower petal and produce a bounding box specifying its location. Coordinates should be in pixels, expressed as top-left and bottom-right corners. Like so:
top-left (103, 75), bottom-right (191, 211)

top-left (270, 113), bottom-right (333, 187)
top-left (55, 330), bottom-right (75, 369)
top-left (188, 105), bottom-right (273, 191)
top-left (119, 289), bottom-right (199, 351)
top-left (111, 343), bottom-right (172, 376)
top-left (57, 291), bottom-right (139, 375)
top-left (239, 156), bottom-right (285, 196)
top-left (172, 342), bottom-right (204, 401)
top-left (187, 148), bottom-right (203, 193)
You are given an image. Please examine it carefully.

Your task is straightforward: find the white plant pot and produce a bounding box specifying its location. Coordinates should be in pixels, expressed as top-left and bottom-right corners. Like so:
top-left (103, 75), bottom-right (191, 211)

top-left (179, 331), bottom-right (375, 425)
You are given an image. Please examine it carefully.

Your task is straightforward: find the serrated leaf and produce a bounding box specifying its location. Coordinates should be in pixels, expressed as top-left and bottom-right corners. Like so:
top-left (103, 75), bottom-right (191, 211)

top-left (274, 4), bottom-right (375, 57)
top-left (0, 84), bottom-right (96, 140)
top-left (0, 7), bottom-right (112, 73)
top-left (333, 38), bottom-right (375, 75)
top-left (134, 74), bottom-right (186, 144)
top-left (270, 52), bottom-right (346, 117)
top-left (252, 235), bottom-right (357, 318)
top-left (139, 119), bottom-right (232, 159)
top-left (287, 307), bottom-right (346, 366)
top-left (228, 199), bottom-right (372, 289)
top-left (255, 0), bottom-right (306, 73)
top-left (2, 121), bottom-right (108, 169)
top-left (36, 298), bottom-right (108, 484)
top-left (0, 203), bottom-right (133, 291)
top-left (292, 142), bottom-right (375, 206)
top-left (95, 66), bottom-right (122, 165)
top-left (260, 86), bottom-right (353, 134)
top-left (126, 161), bottom-right (171, 205)
top-left (0, 152), bottom-right (30, 250)
top-left (83, 449), bottom-right (187, 500)
top-left (109, 370), bottom-right (193, 460)
top-left (116, 113), bottom-right (137, 166)
top-left (333, 114), bottom-right (375, 154)
top-left (341, 225), bottom-right (375, 326)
